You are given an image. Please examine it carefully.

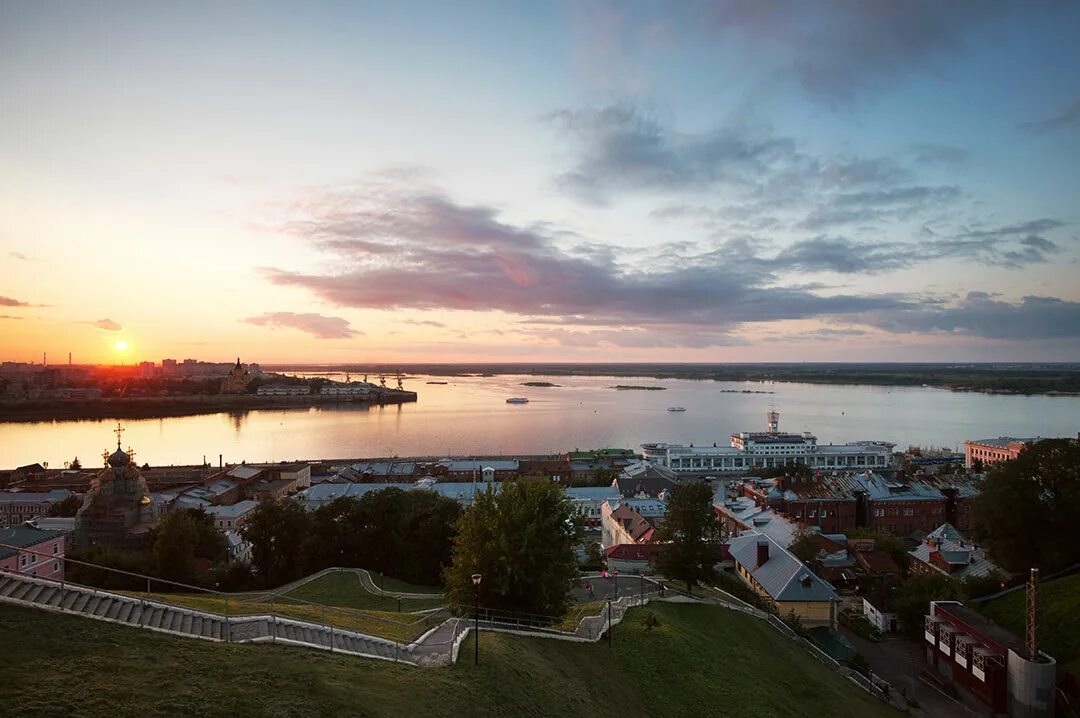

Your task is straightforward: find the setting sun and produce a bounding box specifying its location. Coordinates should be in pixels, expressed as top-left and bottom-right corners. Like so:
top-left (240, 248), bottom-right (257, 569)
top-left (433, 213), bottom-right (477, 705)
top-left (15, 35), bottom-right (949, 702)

top-left (114, 340), bottom-right (128, 352)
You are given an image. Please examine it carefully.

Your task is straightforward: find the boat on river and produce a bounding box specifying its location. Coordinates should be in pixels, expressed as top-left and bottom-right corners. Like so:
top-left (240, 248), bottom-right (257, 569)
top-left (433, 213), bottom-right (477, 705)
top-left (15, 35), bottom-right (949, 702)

top-left (667, 406), bottom-right (686, 412)
top-left (506, 397), bottom-right (529, 404)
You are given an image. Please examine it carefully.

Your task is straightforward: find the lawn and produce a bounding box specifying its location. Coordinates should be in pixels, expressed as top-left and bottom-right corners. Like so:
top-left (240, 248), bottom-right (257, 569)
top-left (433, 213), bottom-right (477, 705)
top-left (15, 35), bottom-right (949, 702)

top-left (0, 601), bottom-right (899, 718)
top-left (280, 571), bottom-right (447, 613)
top-left (978, 572), bottom-right (1080, 675)
top-left (119, 589), bottom-right (438, 643)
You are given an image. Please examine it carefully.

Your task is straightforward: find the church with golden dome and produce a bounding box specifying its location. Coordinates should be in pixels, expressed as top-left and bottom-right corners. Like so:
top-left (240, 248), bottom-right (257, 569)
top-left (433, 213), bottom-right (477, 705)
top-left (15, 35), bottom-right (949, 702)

top-left (221, 357), bottom-right (253, 394)
top-left (74, 425), bottom-right (157, 549)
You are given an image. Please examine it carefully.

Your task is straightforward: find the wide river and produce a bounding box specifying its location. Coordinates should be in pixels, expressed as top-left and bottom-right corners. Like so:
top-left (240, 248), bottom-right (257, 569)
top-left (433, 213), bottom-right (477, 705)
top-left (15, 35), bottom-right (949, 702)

top-left (1, 374), bottom-right (1078, 468)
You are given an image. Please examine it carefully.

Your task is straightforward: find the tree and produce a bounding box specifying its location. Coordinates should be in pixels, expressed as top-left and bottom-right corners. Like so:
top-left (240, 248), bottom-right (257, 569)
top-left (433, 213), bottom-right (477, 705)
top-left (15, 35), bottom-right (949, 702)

top-left (149, 508), bottom-right (225, 583)
top-left (650, 483), bottom-right (723, 594)
top-left (153, 511), bottom-right (200, 583)
top-left (445, 478), bottom-right (582, 616)
top-left (398, 489), bottom-right (462, 585)
top-left (241, 499), bottom-right (311, 587)
top-left (973, 438), bottom-right (1080, 573)
top-left (847, 527), bottom-right (910, 575)
top-left (893, 572), bottom-right (964, 638)
top-left (50, 494), bottom-right (83, 518)
top-left (787, 527), bottom-right (821, 563)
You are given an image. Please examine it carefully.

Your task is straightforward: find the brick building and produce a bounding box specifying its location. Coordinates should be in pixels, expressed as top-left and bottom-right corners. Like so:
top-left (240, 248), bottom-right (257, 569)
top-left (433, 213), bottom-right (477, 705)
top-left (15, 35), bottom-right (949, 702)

top-left (964, 437), bottom-right (1034, 469)
top-left (925, 600), bottom-right (1055, 716)
top-left (733, 471), bottom-right (976, 539)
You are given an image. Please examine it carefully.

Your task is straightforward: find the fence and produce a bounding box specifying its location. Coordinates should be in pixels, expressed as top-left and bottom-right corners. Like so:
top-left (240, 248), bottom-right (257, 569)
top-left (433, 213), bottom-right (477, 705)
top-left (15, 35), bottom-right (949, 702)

top-left (0, 541), bottom-right (447, 664)
top-left (702, 584), bottom-right (894, 704)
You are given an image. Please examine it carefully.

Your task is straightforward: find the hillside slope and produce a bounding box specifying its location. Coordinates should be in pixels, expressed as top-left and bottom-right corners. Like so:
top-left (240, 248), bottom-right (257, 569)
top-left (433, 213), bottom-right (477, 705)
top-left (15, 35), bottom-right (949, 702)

top-left (979, 572), bottom-right (1080, 674)
top-left (0, 601), bottom-right (897, 718)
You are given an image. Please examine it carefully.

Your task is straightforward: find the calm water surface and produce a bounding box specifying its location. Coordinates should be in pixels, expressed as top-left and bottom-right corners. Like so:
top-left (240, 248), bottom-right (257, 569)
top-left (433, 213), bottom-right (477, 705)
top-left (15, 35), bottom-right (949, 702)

top-left (1, 375), bottom-right (1077, 467)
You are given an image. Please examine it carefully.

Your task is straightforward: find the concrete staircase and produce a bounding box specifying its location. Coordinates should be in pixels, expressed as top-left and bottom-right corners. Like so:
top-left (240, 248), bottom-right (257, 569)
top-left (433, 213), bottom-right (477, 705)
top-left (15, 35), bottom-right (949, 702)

top-left (0, 571), bottom-right (431, 664)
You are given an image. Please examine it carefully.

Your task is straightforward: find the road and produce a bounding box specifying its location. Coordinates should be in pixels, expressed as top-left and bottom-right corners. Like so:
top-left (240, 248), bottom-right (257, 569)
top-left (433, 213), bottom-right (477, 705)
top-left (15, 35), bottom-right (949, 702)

top-left (841, 627), bottom-right (982, 718)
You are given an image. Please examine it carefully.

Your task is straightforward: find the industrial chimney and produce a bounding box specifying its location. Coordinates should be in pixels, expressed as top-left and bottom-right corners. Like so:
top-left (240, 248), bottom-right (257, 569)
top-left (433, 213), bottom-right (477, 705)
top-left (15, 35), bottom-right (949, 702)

top-left (1027, 567), bottom-right (1039, 661)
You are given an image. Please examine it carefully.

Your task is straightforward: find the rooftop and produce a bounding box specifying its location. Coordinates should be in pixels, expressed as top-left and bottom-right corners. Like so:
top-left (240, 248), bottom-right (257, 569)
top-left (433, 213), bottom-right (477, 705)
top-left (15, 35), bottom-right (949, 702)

top-left (727, 532), bottom-right (839, 603)
top-left (0, 523), bottom-right (66, 560)
top-left (202, 500), bottom-right (259, 519)
top-left (933, 601), bottom-right (1028, 657)
top-left (0, 489), bottom-right (72, 504)
top-left (967, 437), bottom-right (1037, 448)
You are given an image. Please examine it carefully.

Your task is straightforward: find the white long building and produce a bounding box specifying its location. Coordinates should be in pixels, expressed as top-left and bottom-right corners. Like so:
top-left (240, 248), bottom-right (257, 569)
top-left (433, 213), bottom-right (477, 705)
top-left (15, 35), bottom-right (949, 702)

top-left (641, 411), bottom-right (894, 474)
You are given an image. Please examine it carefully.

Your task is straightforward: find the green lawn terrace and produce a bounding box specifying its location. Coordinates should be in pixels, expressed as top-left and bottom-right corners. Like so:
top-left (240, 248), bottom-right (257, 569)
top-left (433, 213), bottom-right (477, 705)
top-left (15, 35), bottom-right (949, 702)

top-left (978, 572), bottom-right (1080, 676)
top-left (119, 569), bottom-right (448, 642)
top-left (0, 600), bottom-right (899, 718)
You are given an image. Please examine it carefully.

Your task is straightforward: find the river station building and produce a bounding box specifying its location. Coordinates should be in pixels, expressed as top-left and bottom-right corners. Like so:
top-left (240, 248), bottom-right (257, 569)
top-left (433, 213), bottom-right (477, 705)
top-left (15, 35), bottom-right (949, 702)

top-left (642, 411), bottom-right (894, 474)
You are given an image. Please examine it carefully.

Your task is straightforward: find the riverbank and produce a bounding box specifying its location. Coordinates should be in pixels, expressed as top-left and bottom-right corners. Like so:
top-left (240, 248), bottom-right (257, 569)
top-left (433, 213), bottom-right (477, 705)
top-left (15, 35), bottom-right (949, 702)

top-left (0, 392), bottom-right (418, 423)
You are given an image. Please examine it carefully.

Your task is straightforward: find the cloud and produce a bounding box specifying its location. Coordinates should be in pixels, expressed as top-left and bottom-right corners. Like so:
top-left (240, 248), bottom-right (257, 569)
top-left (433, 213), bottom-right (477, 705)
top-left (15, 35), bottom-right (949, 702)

top-left (9, 252), bottom-right (31, 261)
top-left (860, 293), bottom-right (1080, 340)
top-left (797, 185), bottom-right (962, 230)
top-left (403, 319), bottom-right (446, 328)
top-left (90, 319), bottom-right (122, 331)
top-left (694, 1), bottom-right (1045, 104)
top-left (264, 182), bottom-right (915, 334)
top-left (1018, 97), bottom-right (1080, 133)
top-left (909, 143), bottom-right (970, 165)
top-left (243, 312), bottom-right (360, 339)
top-left (0, 296), bottom-right (32, 307)
top-left (550, 104), bottom-right (799, 202)
top-left (0, 315), bottom-right (23, 320)
top-left (261, 179), bottom-right (1078, 344)
top-left (551, 104), bottom-right (967, 235)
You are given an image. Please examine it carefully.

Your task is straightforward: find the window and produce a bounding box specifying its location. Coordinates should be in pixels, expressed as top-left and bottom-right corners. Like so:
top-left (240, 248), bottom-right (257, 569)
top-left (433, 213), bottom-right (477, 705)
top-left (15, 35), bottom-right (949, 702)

top-left (904, 508), bottom-right (914, 517)
top-left (53, 561), bottom-right (59, 572)
top-left (809, 510), bottom-right (816, 518)
top-left (20, 554), bottom-right (27, 567)
top-left (53, 542), bottom-right (60, 555)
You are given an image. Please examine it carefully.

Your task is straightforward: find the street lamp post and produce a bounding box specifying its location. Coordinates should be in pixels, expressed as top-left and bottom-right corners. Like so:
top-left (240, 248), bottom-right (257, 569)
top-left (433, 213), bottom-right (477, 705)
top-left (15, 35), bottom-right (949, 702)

top-left (607, 597), bottom-right (613, 647)
top-left (471, 573), bottom-right (482, 665)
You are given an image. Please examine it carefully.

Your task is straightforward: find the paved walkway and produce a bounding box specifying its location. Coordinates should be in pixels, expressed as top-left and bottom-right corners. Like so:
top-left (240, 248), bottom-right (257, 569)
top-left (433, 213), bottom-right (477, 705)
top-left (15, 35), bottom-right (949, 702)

top-left (841, 628), bottom-right (979, 718)
top-left (573, 575), bottom-right (664, 603)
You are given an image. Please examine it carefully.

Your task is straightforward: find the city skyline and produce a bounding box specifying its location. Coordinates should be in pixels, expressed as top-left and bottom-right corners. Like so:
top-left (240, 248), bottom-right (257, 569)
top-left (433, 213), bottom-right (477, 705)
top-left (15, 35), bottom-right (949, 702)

top-left (2, 1), bottom-right (1080, 364)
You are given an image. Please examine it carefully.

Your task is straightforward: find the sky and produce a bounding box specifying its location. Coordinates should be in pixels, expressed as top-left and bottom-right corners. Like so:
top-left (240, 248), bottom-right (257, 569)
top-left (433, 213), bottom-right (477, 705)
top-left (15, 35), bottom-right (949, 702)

top-left (2, 0), bottom-right (1079, 365)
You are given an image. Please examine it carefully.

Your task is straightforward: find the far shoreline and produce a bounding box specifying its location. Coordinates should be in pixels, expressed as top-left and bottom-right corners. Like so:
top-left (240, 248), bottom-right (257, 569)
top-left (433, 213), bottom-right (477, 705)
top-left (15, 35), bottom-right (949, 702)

top-left (0, 394), bottom-right (417, 424)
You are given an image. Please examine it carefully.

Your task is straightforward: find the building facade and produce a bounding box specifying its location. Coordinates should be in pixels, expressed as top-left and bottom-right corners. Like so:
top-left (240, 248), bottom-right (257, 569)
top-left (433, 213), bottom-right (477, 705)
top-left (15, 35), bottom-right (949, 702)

top-left (964, 437), bottom-right (1035, 469)
top-left (0, 489), bottom-right (74, 528)
top-left (642, 412), bottom-right (893, 474)
top-left (726, 532), bottom-right (840, 628)
top-left (0, 522), bottom-right (66, 580)
top-left (925, 601), bottom-right (1055, 717)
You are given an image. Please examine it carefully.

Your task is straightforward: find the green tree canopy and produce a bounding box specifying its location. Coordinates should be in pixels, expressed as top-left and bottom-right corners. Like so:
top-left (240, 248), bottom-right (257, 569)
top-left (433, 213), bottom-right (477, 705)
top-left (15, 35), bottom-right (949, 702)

top-left (650, 483), bottom-right (723, 594)
top-left (973, 438), bottom-right (1080, 573)
top-left (150, 508), bottom-right (226, 584)
top-left (893, 572), bottom-right (964, 638)
top-left (50, 494), bottom-right (83, 518)
top-left (240, 498), bottom-right (311, 587)
top-left (445, 478), bottom-right (582, 616)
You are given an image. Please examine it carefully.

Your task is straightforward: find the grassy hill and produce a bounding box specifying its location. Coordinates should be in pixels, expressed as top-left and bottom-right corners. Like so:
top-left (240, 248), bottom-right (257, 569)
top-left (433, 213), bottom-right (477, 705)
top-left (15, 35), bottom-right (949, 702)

top-left (118, 571), bottom-right (449, 642)
top-left (978, 572), bottom-right (1080, 675)
top-left (0, 601), bottom-right (896, 718)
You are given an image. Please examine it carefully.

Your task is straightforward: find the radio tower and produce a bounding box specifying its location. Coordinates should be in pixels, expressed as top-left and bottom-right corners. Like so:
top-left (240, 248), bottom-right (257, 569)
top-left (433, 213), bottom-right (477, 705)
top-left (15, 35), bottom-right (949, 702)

top-left (1027, 567), bottom-right (1040, 661)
